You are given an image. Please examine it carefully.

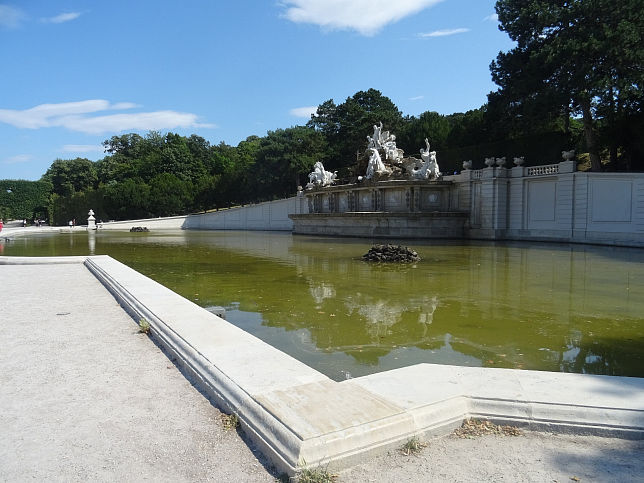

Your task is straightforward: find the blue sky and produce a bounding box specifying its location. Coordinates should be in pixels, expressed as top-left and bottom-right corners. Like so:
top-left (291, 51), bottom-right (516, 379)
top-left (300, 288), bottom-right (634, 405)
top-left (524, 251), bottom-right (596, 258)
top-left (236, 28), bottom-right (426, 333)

top-left (0, 0), bottom-right (513, 181)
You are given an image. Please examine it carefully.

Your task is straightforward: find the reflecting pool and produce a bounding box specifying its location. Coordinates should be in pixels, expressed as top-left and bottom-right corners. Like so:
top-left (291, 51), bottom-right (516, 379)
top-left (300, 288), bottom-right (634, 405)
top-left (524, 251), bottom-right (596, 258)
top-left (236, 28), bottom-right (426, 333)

top-left (3, 230), bottom-right (644, 380)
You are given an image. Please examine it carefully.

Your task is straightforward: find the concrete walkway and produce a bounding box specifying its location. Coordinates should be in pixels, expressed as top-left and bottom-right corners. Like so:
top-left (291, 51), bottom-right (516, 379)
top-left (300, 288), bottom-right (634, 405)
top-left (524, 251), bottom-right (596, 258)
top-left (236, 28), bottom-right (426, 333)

top-left (0, 262), bottom-right (275, 481)
top-left (1, 257), bottom-right (643, 482)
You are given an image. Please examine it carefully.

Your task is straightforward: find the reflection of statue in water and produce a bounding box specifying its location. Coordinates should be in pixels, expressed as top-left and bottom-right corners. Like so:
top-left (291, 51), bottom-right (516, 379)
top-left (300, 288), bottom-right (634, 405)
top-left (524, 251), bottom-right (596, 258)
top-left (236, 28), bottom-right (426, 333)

top-left (308, 281), bottom-right (336, 306)
top-left (306, 161), bottom-right (337, 189)
top-left (418, 296), bottom-right (439, 338)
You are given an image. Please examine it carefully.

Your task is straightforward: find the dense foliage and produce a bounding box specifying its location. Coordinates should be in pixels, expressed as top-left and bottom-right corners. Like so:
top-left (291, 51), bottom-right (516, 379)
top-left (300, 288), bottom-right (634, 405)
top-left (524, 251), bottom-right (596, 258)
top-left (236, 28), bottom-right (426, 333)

top-left (490, 0), bottom-right (644, 171)
top-left (0, 179), bottom-right (51, 221)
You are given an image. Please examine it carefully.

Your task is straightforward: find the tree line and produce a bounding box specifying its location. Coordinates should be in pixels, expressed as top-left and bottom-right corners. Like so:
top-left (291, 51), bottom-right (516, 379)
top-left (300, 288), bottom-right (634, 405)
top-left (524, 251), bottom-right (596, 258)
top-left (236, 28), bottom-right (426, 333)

top-left (1, 0), bottom-right (640, 224)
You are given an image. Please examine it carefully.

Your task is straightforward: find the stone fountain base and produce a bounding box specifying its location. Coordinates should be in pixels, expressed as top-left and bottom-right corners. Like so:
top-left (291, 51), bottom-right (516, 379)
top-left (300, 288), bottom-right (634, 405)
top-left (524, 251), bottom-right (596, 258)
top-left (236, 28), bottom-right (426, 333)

top-left (290, 211), bottom-right (467, 238)
top-left (290, 179), bottom-right (468, 239)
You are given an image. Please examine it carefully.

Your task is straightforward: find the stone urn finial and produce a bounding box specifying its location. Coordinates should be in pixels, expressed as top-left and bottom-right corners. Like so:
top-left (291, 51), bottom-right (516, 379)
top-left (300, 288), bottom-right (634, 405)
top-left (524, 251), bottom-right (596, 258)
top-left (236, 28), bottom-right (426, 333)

top-left (513, 156), bottom-right (525, 166)
top-left (562, 150), bottom-right (575, 161)
top-left (484, 157), bottom-right (496, 167)
top-left (462, 160), bottom-right (472, 170)
top-left (495, 157), bottom-right (506, 167)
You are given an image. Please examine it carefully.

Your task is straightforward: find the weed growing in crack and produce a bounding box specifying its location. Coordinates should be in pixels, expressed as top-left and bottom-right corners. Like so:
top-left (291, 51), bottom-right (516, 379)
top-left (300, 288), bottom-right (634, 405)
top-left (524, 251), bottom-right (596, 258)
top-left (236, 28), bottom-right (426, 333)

top-left (220, 412), bottom-right (239, 431)
top-left (138, 319), bottom-right (151, 334)
top-left (399, 436), bottom-right (427, 456)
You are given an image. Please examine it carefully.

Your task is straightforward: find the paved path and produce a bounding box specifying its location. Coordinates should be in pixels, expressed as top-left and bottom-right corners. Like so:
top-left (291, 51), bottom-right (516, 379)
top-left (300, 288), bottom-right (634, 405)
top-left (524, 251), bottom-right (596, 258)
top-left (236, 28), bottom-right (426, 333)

top-left (1, 260), bottom-right (642, 482)
top-left (0, 262), bottom-right (275, 482)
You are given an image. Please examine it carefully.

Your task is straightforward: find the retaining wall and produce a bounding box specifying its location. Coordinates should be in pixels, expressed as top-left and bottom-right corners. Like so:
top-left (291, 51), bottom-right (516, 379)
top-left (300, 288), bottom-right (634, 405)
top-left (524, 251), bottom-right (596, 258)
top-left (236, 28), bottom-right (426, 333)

top-left (99, 197), bottom-right (303, 232)
top-left (449, 161), bottom-right (644, 247)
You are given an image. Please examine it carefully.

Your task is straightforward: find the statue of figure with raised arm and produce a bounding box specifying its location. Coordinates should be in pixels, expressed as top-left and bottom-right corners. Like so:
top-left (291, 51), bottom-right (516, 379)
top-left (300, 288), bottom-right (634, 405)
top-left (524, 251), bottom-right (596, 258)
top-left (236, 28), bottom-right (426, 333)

top-left (369, 122), bottom-right (383, 149)
top-left (417, 138), bottom-right (441, 179)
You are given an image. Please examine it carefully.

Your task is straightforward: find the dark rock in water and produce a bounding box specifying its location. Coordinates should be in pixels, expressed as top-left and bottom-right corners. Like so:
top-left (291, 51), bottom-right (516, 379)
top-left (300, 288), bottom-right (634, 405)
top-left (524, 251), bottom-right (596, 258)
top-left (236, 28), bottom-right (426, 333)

top-left (362, 244), bottom-right (421, 263)
top-left (130, 226), bottom-right (149, 232)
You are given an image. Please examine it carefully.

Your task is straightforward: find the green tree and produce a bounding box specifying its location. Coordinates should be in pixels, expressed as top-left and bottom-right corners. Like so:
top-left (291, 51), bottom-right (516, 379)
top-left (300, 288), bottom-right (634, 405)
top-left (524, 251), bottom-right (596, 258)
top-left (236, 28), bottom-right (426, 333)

top-left (41, 158), bottom-right (98, 196)
top-left (0, 179), bottom-right (52, 221)
top-left (491, 0), bottom-right (644, 171)
top-left (223, 136), bottom-right (261, 204)
top-left (255, 126), bottom-right (327, 197)
top-left (103, 179), bottom-right (151, 220)
top-left (148, 173), bottom-right (192, 217)
top-left (399, 111), bottom-right (451, 154)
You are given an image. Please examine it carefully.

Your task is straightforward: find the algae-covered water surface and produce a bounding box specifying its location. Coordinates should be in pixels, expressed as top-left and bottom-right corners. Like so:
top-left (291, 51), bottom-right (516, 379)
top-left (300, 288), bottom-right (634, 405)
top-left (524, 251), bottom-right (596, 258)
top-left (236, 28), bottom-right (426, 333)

top-left (4, 230), bottom-right (643, 380)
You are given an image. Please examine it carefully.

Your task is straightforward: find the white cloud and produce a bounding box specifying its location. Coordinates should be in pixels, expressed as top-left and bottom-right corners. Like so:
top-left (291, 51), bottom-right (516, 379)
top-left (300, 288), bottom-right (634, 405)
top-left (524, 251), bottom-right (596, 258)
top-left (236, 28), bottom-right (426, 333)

top-left (0, 5), bottom-right (25, 29)
top-left (42, 12), bottom-right (82, 24)
top-left (0, 100), bottom-right (215, 134)
top-left (59, 111), bottom-right (215, 134)
top-left (484, 13), bottom-right (499, 22)
top-left (280, 0), bottom-right (443, 36)
top-left (110, 102), bottom-right (139, 110)
top-left (3, 154), bottom-right (32, 165)
top-left (409, 95), bottom-right (424, 101)
top-left (290, 106), bottom-right (317, 118)
top-left (62, 144), bottom-right (104, 153)
top-left (419, 28), bottom-right (470, 38)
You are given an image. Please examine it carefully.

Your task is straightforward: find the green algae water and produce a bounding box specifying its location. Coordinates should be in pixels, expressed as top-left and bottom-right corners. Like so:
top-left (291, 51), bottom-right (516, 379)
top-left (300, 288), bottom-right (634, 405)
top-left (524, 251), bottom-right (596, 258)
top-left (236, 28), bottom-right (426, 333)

top-left (3, 230), bottom-right (643, 380)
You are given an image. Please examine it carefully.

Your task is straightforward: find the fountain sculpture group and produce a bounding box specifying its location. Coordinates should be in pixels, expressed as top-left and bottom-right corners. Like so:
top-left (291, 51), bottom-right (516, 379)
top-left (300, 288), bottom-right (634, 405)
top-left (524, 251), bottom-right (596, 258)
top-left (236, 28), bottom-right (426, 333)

top-left (294, 124), bottom-right (464, 238)
top-left (305, 122), bottom-right (441, 190)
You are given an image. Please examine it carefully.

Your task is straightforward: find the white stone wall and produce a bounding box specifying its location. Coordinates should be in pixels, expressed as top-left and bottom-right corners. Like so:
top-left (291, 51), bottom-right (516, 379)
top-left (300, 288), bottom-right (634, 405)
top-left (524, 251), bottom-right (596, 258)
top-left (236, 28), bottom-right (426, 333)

top-left (98, 215), bottom-right (187, 231)
top-left (183, 197), bottom-right (300, 231)
top-left (100, 196), bottom-right (303, 232)
top-left (455, 162), bottom-right (644, 247)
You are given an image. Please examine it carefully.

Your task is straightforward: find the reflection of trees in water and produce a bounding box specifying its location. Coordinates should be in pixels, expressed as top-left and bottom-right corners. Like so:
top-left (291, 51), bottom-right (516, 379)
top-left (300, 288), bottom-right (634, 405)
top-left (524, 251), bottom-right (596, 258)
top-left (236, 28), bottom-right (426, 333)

top-left (556, 331), bottom-right (644, 377)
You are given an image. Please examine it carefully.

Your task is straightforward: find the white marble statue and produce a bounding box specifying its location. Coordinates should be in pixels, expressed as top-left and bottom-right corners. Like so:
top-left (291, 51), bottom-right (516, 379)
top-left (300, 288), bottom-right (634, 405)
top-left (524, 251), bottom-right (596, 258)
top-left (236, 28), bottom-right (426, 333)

top-left (365, 148), bottom-right (391, 179)
top-left (384, 135), bottom-right (403, 163)
top-left (418, 138), bottom-right (441, 179)
top-left (368, 122), bottom-right (383, 149)
top-left (306, 161), bottom-right (337, 189)
top-left (368, 122), bottom-right (399, 153)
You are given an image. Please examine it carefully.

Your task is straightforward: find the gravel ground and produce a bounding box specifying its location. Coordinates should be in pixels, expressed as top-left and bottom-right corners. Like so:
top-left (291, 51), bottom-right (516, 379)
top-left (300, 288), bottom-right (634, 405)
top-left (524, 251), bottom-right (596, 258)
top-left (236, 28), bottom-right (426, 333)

top-left (0, 263), bottom-right (276, 482)
top-left (1, 261), bottom-right (642, 482)
top-left (338, 430), bottom-right (644, 482)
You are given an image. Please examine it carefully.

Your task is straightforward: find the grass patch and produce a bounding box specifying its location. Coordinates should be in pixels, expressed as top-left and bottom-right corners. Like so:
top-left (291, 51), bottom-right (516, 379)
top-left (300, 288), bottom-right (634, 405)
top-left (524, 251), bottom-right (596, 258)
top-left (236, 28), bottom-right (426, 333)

top-left (294, 461), bottom-right (337, 483)
top-left (138, 318), bottom-right (151, 334)
top-left (399, 436), bottom-right (427, 456)
top-left (220, 412), bottom-right (239, 431)
top-left (453, 418), bottom-right (523, 438)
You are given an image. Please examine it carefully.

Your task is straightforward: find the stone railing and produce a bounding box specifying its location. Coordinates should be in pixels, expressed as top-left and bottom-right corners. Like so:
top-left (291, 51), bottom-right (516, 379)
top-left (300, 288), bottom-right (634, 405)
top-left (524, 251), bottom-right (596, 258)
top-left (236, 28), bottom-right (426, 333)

top-left (471, 170), bottom-right (483, 180)
top-left (527, 164), bottom-right (559, 176)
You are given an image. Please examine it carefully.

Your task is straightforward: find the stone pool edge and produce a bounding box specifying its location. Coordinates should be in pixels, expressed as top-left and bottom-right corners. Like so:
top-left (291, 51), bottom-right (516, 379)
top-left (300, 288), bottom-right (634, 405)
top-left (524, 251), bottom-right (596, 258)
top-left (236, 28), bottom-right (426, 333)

top-left (3, 255), bottom-right (643, 475)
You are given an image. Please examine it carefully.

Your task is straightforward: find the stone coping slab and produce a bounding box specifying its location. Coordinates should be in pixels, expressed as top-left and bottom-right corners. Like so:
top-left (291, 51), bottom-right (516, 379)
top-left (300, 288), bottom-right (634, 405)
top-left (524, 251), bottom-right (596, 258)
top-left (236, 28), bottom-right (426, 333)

top-left (3, 255), bottom-right (643, 475)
